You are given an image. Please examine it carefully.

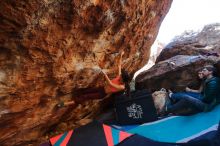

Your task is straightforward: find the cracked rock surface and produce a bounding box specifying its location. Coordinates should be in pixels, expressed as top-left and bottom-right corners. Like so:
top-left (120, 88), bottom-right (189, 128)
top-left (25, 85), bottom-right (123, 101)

top-left (0, 0), bottom-right (172, 145)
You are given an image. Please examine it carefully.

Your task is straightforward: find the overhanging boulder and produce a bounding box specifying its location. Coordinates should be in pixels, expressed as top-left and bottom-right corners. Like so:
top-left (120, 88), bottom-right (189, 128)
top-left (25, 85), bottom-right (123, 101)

top-left (0, 0), bottom-right (172, 145)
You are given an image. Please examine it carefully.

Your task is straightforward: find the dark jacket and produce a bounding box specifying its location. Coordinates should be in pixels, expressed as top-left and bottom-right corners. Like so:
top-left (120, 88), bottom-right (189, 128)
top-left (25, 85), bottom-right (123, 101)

top-left (202, 77), bottom-right (220, 110)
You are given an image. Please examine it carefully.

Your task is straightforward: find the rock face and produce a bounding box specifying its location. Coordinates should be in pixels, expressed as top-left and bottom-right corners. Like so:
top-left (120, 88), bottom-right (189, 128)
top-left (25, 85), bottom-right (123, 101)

top-left (136, 55), bottom-right (218, 92)
top-left (0, 0), bottom-right (172, 145)
top-left (136, 23), bottom-right (220, 93)
top-left (156, 23), bottom-right (220, 63)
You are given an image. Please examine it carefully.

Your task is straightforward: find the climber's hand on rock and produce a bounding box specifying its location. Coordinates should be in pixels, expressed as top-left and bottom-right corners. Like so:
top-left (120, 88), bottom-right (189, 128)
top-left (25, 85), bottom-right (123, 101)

top-left (101, 70), bottom-right (107, 75)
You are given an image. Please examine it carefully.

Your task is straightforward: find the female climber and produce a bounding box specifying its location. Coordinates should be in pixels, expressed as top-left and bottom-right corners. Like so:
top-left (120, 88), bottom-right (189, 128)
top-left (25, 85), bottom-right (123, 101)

top-left (56, 51), bottom-right (131, 107)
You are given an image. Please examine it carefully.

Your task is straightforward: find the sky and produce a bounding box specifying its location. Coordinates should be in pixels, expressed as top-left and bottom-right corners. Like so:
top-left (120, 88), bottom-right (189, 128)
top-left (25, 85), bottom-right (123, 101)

top-left (157, 0), bottom-right (220, 44)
